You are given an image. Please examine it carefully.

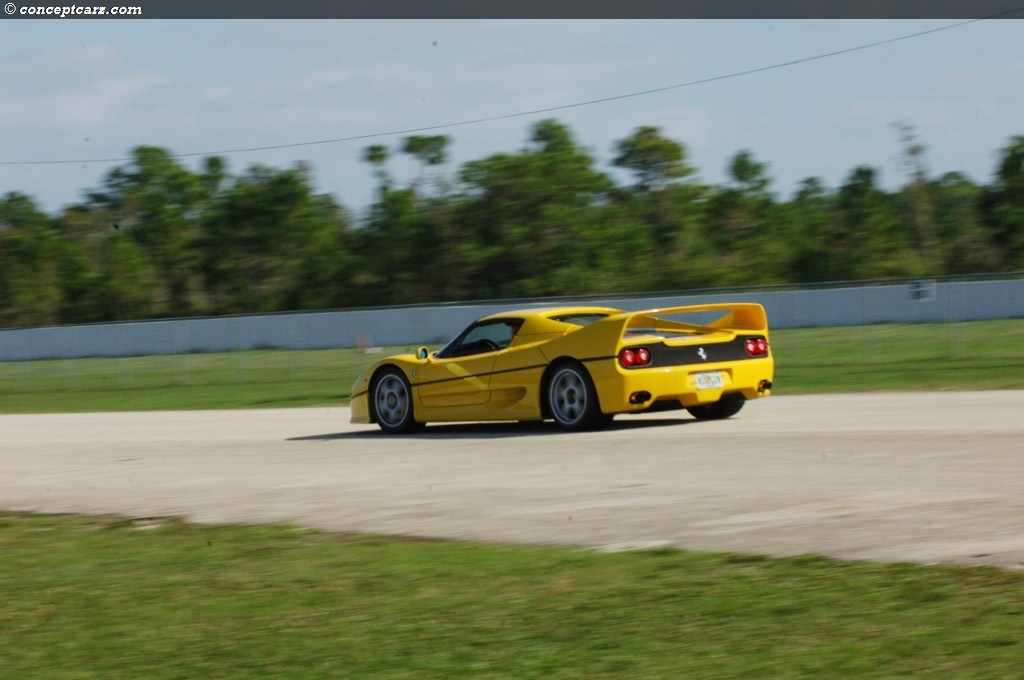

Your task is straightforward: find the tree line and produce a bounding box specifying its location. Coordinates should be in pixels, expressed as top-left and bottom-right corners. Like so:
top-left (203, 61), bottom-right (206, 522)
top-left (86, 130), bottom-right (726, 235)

top-left (1, 119), bottom-right (1023, 329)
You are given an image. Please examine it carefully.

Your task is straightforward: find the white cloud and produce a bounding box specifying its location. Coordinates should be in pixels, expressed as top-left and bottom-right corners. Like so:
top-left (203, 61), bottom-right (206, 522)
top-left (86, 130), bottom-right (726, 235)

top-left (0, 42), bottom-right (169, 132)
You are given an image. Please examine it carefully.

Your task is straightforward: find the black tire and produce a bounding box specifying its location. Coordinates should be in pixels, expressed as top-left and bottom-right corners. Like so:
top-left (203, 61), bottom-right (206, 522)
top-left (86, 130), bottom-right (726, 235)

top-left (545, 361), bottom-right (610, 432)
top-left (371, 367), bottom-right (423, 434)
top-left (686, 395), bottom-right (745, 421)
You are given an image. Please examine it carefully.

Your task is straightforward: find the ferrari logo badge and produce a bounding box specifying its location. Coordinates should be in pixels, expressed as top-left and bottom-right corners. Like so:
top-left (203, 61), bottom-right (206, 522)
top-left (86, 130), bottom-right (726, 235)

top-left (697, 347), bottom-right (707, 361)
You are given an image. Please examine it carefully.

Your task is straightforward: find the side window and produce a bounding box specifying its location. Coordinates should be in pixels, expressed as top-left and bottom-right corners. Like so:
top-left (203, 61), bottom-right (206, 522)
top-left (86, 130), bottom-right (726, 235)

top-left (446, 319), bottom-right (522, 358)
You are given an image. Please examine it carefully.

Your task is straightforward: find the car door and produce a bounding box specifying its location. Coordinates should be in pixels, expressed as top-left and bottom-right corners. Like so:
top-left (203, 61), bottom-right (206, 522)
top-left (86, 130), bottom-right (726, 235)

top-left (415, 320), bottom-right (518, 408)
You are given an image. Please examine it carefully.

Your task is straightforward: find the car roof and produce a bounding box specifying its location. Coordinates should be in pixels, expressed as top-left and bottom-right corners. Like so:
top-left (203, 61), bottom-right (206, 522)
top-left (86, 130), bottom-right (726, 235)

top-left (477, 306), bottom-right (624, 323)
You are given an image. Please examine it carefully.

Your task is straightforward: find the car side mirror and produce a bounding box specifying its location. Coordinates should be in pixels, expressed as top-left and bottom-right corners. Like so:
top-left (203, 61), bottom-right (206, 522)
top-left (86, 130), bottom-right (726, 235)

top-left (417, 346), bottom-right (430, 360)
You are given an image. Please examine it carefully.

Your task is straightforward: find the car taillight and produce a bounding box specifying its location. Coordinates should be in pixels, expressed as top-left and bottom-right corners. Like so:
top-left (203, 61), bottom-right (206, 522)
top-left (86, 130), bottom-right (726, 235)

top-left (619, 347), bottom-right (652, 368)
top-left (744, 337), bottom-right (769, 357)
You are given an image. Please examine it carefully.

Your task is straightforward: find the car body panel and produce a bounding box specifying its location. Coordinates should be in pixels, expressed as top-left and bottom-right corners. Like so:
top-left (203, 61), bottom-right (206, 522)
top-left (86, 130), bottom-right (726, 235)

top-left (349, 303), bottom-right (773, 428)
top-left (416, 351), bottom-right (496, 407)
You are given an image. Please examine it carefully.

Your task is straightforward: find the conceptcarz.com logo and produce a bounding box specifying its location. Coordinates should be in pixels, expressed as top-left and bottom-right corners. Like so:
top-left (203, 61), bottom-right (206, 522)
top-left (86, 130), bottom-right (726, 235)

top-left (5, 4), bottom-right (144, 16)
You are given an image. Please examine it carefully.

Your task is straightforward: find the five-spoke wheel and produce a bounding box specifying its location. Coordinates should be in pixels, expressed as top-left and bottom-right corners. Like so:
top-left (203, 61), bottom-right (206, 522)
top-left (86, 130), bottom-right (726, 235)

top-left (372, 367), bottom-right (422, 434)
top-left (546, 362), bottom-right (609, 431)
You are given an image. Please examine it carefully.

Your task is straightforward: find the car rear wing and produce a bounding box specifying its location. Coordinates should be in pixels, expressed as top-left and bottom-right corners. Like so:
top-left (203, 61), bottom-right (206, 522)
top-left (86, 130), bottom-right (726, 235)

top-left (619, 303), bottom-right (769, 336)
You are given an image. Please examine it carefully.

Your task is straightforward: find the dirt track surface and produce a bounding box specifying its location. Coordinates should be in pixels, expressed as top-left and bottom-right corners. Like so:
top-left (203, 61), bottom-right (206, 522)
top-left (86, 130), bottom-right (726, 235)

top-left (2, 392), bottom-right (1023, 570)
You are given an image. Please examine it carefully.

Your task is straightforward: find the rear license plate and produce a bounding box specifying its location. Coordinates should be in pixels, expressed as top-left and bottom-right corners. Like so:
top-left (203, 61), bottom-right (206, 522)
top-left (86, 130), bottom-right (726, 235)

top-left (695, 371), bottom-right (724, 390)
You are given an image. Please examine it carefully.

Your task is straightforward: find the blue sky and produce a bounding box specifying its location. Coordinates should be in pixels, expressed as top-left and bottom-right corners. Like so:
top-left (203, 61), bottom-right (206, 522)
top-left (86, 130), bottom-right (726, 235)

top-left (2, 18), bottom-right (1023, 216)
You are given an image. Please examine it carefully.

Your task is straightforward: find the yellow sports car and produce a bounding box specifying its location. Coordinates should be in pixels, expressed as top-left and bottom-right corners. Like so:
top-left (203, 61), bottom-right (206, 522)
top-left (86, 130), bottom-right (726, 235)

top-left (350, 303), bottom-right (773, 433)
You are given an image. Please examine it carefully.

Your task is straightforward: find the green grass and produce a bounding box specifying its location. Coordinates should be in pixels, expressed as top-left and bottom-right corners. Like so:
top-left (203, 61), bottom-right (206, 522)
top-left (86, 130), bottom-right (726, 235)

top-left (0, 347), bottom-right (398, 413)
top-left (771, 318), bottom-right (1024, 392)
top-left (1, 319), bottom-right (1022, 413)
top-left (2, 512), bottom-right (1023, 679)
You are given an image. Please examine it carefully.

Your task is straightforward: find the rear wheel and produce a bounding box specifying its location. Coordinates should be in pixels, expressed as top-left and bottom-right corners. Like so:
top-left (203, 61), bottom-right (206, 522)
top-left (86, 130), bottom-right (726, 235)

top-left (372, 367), bottom-right (423, 434)
top-left (686, 394), bottom-right (745, 421)
top-left (545, 362), bottom-right (609, 431)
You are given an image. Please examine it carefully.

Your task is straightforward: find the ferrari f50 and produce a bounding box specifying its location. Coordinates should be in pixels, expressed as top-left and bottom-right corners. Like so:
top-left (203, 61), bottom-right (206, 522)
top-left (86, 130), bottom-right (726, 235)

top-left (350, 303), bottom-right (774, 433)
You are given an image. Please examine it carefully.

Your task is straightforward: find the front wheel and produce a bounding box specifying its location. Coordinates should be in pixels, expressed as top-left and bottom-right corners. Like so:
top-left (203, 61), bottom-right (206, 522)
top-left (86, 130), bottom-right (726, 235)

top-left (372, 367), bottom-right (423, 434)
top-left (545, 362), bottom-right (610, 432)
top-left (686, 395), bottom-right (745, 421)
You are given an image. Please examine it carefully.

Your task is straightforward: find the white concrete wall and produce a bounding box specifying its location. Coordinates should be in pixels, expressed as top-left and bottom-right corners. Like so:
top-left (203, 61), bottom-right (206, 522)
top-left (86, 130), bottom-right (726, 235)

top-left (1, 279), bottom-right (1021, 361)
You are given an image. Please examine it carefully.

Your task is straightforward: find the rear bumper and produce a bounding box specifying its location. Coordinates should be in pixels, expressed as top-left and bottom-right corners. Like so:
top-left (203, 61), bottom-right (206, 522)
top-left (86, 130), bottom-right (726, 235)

top-left (589, 356), bottom-right (774, 414)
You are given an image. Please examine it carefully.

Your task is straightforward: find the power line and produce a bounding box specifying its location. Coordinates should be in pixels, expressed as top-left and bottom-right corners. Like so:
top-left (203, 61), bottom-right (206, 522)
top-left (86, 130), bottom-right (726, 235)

top-left (3, 9), bottom-right (1023, 167)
